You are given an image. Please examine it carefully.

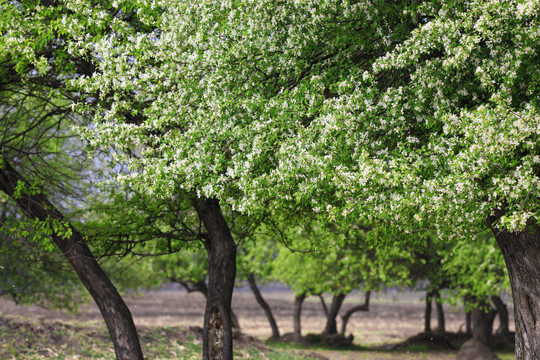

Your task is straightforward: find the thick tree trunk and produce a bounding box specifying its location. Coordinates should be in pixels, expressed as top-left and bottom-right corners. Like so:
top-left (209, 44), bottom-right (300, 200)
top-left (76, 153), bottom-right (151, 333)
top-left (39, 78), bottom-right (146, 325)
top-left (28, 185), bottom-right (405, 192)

top-left (323, 293), bottom-right (346, 335)
top-left (0, 161), bottom-right (143, 360)
top-left (340, 291), bottom-right (370, 335)
top-left (490, 222), bottom-right (540, 359)
top-left (193, 198), bottom-right (237, 360)
top-left (425, 290), bottom-right (434, 332)
top-left (491, 295), bottom-right (510, 336)
top-left (457, 300), bottom-right (498, 360)
top-left (247, 273), bottom-right (280, 339)
top-left (293, 293), bottom-right (306, 335)
top-left (435, 293), bottom-right (445, 333)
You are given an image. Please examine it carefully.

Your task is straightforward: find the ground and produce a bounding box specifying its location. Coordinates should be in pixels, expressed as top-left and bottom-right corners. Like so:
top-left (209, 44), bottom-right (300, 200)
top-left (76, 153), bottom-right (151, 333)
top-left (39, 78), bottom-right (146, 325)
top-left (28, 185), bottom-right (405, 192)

top-left (0, 286), bottom-right (514, 359)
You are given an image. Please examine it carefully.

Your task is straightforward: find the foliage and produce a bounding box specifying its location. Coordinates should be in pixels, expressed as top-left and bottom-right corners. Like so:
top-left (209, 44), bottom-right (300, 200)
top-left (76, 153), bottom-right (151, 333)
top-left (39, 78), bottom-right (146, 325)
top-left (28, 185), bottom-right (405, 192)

top-left (66, 0), bottom-right (531, 314)
top-left (71, 0), bottom-right (540, 239)
top-left (442, 231), bottom-right (509, 307)
top-left (72, 0), bottom-right (413, 210)
top-left (0, 195), bottom-right (89, 311)
top-left (262, 220), bottom-right (410, 296)
top-left (262, 0), bottom-right (540, 238)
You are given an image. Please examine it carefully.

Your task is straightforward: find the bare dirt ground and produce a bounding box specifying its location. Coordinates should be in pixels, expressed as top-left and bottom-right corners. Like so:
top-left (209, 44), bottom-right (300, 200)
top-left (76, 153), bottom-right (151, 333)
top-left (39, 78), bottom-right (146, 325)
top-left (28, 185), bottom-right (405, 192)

top-left (0, 286), bottom-right (514, 359)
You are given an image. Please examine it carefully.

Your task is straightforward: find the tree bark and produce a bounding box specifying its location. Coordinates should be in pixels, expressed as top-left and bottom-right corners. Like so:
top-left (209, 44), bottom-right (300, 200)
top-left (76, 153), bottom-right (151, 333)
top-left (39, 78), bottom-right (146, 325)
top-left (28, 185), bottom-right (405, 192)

top-left (323, 293), bottom-right (346, 335)
top-left (0, 161), bottom-right (143, 360)
top-left (425, 290), bottom-right (444, 332)
top-left (247, 273), bottom-right (280, 339)
top-left (177, 279), bottom-right (209, 297)
top-left (490, 221), bottom-right (540, 359)
top-left (293, 293), bottom-right (306, 335)
top-left (193, 198), bottom-right (236, 360)
top-left (340, 291), bottom-right (370, 335)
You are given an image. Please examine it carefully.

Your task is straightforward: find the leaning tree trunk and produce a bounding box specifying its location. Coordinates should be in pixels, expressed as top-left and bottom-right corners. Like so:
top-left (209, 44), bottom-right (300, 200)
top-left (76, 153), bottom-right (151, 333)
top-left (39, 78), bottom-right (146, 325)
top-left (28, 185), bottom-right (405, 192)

top-left (293, 293), bottom-right (306, 335)
top-left (490, 220), bottom-right (540, 359)
top-left (323, 293), bottom-right (346, 335)
top-left (0, 161), bottom-right (143, 360)
top-left (340, 291), bottom-right (370, 335)
top-left (318, 293), bottom-right (329, 317)
top-left (247, 273), bottom-right (280, 339)
top-left (456, 300), bottom-right (498, 360)
top-left (193, 198), bottom-right (237, 360)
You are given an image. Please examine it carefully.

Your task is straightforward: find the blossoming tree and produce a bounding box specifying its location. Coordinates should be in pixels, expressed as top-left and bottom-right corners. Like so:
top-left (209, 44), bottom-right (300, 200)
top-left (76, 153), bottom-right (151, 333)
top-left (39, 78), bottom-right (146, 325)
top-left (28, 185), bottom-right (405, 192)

top-left (73, 1), bottom-right (412, 359)
top-left (72, 0), bottom-right (539, 358)
top-left (262, 1), bottom-right (540, 358)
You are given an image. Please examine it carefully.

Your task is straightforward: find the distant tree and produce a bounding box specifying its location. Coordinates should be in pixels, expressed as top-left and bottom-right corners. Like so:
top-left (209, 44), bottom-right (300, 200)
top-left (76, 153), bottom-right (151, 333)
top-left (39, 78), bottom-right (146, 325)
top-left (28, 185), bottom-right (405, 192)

top-left (269, 222), bottom-right (408, 339)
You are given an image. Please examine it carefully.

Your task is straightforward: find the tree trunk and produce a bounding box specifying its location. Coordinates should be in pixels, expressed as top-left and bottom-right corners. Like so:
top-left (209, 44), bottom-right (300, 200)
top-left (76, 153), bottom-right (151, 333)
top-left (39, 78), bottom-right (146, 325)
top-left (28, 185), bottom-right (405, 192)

top-left (247, 273), bottom-right (280, 339)
top-left (457, 300), bottom-right (498, 360)
top-left (490, 221), bottom-right (540, 359)
top-left (464, 296), bottom-right (472, 335)
top-left (491, 295), bottom-right (510, 336)
top-left (472, 302), bottom-right (496, 348)
top-left (293, 293), bottom-right (306, 335)
top-left (323, 293), bottom-right (346, 335)
top-left (465, 311), bottom-right (472, 335)
top-left (318, 294), bottom-right (328, 317)
top-left (341, 291), bottom-right (370, 335)
top-left (435, 292), bottom-right (445, 333)
top-left (192, 198), bottom-right (236, 360)
top-left (425, 290), bottom-right (433, 332)
top-left (0, 161), bottom-right (144, 360)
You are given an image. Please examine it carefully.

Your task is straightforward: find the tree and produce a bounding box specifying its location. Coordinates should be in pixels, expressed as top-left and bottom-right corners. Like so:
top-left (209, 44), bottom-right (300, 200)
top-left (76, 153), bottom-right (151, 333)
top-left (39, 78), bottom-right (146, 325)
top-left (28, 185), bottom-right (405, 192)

top-left (445, 233), bottom-right (510, 357)
top-left (0, 161), bottom-right (144, 360)
top-left (236, 234), bottom-right (282, 340)
top-left (269, 221), bottom-right (407, 339)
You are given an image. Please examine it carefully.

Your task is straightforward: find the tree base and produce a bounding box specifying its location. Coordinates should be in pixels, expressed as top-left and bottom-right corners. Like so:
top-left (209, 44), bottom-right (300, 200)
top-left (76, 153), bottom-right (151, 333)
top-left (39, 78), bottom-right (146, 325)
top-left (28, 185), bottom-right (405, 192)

top-left (305, 333), bottom-right (355, 348)
top-left (456, 338), bottom-right (499, 360)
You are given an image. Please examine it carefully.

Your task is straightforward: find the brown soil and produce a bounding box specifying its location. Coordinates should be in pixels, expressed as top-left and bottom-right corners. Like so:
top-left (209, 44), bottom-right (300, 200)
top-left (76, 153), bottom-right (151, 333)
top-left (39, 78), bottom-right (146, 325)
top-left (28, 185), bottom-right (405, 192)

top-left (0, 287), bottom-right (514, 359)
